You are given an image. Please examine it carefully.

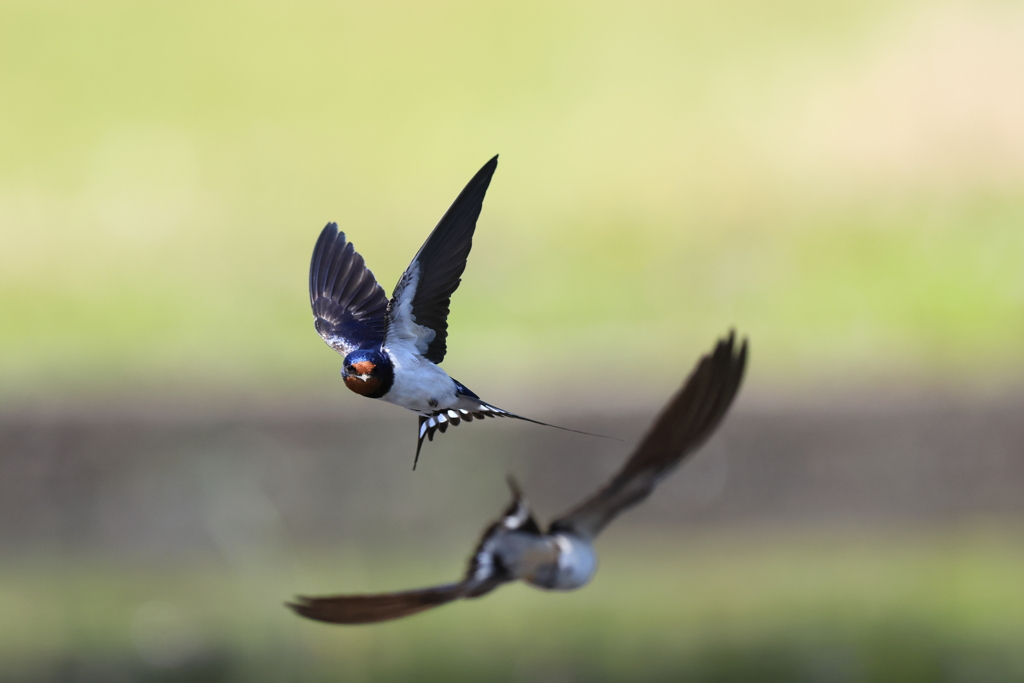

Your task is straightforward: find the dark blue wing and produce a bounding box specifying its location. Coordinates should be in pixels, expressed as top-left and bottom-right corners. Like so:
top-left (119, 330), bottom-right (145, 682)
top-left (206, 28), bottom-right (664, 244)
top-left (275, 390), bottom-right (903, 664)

top-left (385, 156), bottom-right (498, 364)
top-left (309, 223), bottom-right (389, 357)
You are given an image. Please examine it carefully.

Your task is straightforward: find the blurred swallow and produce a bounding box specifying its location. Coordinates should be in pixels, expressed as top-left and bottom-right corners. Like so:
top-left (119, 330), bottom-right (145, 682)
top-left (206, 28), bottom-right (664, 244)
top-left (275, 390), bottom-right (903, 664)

top-left (288, 331), bottom-right (748, 624)
top-left (309, 156), bottom-right (603, 468)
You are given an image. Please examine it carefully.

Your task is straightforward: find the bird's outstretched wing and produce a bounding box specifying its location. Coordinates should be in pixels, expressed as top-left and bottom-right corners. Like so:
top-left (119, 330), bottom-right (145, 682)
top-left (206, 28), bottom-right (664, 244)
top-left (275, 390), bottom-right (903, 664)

top-left (550, 332), bottom-right (748, 540)
top-left (309, 223), bottom-right (390, 357)
top-left (288, 582), bottom-right (472, 625)
top-left (288, 479), bottom-right (532, 626)
top-left (384, 156), bottom-right (498, 364)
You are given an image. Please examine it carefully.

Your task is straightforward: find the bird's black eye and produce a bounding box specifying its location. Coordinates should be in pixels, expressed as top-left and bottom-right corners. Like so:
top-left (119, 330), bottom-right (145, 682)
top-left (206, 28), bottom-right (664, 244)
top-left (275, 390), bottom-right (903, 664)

top-left (346, 365), bottom-right (357, 375)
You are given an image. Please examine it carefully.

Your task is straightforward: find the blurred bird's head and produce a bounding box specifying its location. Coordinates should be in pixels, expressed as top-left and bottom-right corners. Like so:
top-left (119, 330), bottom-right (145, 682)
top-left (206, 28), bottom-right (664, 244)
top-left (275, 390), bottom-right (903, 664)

top-left (499, 477), bottom-right (540, 533)
top-left (341, 349), bottom-right (392, 398)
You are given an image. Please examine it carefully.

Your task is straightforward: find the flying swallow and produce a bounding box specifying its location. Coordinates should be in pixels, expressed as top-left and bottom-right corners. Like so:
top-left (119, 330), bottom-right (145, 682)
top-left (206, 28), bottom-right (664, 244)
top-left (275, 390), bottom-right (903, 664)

top-left (309, 156), bottom-right (604, 468)
top-left (288, 331), bottom-right (748, 624)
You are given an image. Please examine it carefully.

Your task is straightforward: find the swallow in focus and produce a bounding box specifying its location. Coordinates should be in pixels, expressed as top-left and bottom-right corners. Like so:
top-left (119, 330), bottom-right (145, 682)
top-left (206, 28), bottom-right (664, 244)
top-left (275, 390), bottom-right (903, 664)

top-left (288, 331), bottom-right (748, 624)
top-left (309, 156), bottom-right (604, 468)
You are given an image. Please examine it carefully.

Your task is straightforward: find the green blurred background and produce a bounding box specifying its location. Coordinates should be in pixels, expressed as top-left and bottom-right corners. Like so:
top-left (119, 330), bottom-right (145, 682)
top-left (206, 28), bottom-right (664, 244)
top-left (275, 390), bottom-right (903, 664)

top-left (2, 1), bottom-right (1024, 681)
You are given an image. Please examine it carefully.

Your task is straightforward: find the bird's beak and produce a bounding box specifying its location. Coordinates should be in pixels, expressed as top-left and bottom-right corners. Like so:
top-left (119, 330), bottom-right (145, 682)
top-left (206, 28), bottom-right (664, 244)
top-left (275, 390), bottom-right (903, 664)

top-left (343, 361), bottom-right (376, 381)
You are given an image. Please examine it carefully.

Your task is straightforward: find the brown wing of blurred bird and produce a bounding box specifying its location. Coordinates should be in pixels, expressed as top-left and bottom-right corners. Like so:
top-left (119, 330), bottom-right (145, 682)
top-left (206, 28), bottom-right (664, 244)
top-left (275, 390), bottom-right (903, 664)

top-left (288, 331), bottom-right (748, 625)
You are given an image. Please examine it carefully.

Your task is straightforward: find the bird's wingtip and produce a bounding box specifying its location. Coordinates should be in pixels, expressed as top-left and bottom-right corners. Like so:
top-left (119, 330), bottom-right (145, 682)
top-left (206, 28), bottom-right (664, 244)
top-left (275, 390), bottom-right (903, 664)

top-left (505, 474), bottom-right (523, 499)
top-left (286, 598), bottom-right (308, 612)
top-left (477, 155), bottom-right (498, 175)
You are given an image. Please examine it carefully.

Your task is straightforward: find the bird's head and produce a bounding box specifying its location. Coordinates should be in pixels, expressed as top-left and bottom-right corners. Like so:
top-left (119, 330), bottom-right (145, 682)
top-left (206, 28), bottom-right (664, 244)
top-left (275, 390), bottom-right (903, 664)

top-left (497, 476), bottom-right (542, 534)
top-left (341, 349), bottom-right (392, 398)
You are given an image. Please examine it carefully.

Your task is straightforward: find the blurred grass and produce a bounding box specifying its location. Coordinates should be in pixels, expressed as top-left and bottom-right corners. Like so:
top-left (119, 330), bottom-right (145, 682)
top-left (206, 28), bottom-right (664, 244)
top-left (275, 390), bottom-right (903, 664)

top-left (2, 524), bottom-right (1023, 682)
top-left (2, 0), bottom-right (1024, 406)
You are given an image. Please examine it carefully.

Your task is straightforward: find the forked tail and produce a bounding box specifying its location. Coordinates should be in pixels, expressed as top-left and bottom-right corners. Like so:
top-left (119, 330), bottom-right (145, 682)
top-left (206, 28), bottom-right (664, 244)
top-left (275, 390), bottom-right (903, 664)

top-left (413, 403), bottom-right (617, 469)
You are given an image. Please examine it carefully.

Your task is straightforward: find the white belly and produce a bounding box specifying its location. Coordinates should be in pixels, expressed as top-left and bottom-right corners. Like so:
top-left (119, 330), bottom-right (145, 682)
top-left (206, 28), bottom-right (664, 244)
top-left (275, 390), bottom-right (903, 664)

top-left (381, 346), bottom-right (459, 414)
top-left (547, 533), bottom-right (597, 590)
